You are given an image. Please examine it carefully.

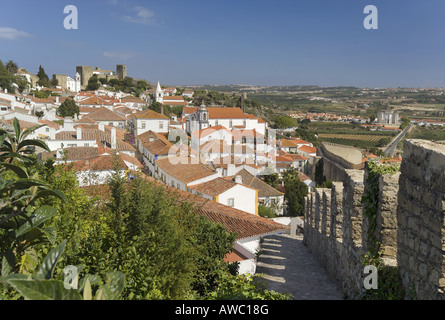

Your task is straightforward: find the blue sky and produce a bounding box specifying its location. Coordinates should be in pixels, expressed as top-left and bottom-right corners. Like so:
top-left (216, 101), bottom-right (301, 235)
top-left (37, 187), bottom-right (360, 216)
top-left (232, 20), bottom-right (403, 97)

top-left (1, 0), bottom-right (444, 88)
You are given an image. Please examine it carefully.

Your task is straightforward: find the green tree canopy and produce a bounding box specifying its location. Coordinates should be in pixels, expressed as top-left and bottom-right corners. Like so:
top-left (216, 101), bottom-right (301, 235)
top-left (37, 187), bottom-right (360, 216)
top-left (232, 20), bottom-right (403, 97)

top-left (5, 60), bottom-right (18, 74)
top-left (283, 169), bottom-right (308, 216)
top-left (37, 65), bottom-right (51, 88)
top-left (274, 115), bottom-right (297, 129)
top-left (86, 75), bottom-right (100, 91)
top-left (57, 98), bottom-right (79, 118)
top-left (0, 60), bottom-right (15, 93)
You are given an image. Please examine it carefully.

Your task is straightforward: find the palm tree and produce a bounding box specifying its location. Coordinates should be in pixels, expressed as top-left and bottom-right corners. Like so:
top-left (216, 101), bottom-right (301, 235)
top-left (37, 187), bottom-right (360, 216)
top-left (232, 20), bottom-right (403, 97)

top-left (0, 117), bottom-right (50, 163)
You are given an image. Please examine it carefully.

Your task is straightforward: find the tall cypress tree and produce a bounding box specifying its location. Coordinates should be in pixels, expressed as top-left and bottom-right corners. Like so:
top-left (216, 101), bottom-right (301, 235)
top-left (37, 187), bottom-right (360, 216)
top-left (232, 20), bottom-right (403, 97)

top-left (37, 65), bottom-right (50, 87)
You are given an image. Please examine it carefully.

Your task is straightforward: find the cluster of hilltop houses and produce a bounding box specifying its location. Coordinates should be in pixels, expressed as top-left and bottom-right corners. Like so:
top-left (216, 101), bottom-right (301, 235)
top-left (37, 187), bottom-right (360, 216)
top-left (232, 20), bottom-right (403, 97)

top-left (0, 69), bottom-right (317, 274)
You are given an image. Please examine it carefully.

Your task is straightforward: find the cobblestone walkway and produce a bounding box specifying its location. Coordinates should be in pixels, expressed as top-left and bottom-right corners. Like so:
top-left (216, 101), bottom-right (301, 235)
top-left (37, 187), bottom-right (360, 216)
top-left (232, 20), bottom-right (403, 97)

top-left (254, 234), bottom-right (343, 300)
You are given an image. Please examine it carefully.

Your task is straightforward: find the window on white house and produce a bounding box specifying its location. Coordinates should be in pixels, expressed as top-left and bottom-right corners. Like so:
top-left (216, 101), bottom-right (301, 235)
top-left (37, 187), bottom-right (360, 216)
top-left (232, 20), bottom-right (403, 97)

top-left (227, 198), bottom-right (234, 207)
top-left (46, 128), bottom-right (50, 132)
top-left (84, 143), bottom-right (89, 147)
top-left (159, 121), bottom-right (164, 130)
top-left (229, 120), bottom-right (233, 128)
top-left (142, 122), bottom-right (146, 129)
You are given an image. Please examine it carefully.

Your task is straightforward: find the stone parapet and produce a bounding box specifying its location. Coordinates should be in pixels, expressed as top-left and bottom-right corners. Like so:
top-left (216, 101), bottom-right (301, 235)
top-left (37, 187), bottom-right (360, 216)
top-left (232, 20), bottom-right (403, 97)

top-left (303, 139), bottom-right (445, 299)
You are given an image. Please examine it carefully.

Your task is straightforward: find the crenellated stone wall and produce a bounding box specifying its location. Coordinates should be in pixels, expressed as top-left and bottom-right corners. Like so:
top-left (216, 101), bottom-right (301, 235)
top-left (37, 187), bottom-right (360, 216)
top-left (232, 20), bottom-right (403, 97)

top-left (397, 140), bottom-right (445, 299)
top-left (304, 139), bottom-right (445, 300)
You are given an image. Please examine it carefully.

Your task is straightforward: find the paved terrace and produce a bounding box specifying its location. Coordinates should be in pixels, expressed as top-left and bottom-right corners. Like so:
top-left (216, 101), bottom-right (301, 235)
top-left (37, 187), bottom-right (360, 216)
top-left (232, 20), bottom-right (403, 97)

top-left (255, 234), bottom-right (343, 300)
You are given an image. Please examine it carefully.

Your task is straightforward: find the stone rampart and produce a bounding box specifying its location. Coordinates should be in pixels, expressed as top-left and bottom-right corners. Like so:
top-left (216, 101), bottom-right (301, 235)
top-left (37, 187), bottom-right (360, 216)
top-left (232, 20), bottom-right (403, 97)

top-left (304, 139), bottom-right (445, 299)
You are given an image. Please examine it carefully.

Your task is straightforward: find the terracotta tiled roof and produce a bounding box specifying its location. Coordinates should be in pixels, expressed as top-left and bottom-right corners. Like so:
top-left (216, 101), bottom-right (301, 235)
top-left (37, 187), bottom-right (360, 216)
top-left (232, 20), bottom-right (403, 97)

top-left (184, 107), bottom-right (265, 121)
top-left (137, 131), bottom-right (174, 156)
top-left (297, 171), bottom-right (312, 182)
top-left (55, 126), bottom-right (135, 153)
top-left (155, 157), bottom-right (217, 184)
top-left (280, 139), bottom-right (300, 148)
top-left (41, 146), bottom-right (100, 161)
top-left (245, 113), bottom-right (266, 124)
top-left (276, 155), bottom-right (294, 162)
top-left (3, 118), bottom-right (39, 129)
top-left (189, 177), bottom-right (241, 197)
top-left (79, 106), bottom-right (99, 114)
top-left (81, 107), bottom-right (125, 122)
top-left (119, 95), bottom-right (146, 103)
top-left (192, 125), bottom-right (232, 139)
top-left (163, 96), bottom-right (184, 101)
top-left (232, 128), bottom-right (264, 140)
top-left (229, 169), bottom-right (284, 197)
top-left (224, 250), bottom-right (248, 263)
top-left (298, 145), bottom-right (317, 154)
top-left (207, 107), bottom-right (251, 119)
top-left (38, 119), bottom-right (61, 130)
top-left (287, 153), bottom-right (308, 161)
top-left (77, 96), bottom-right (113, 106)
top-left (130, 109), bottom-right (169, 120)
top-left (162, 101), bottom-right (189, 106)
top-left (115, 106), bottom-right (134, 115)
top-left (137, 130), bottom-right (170, 145)
top-left (69, 154), bottom-right (141, 171)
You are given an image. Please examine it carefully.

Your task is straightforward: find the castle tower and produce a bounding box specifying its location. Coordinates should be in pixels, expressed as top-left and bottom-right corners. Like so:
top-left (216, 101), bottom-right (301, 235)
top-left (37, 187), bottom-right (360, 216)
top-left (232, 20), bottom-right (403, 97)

top-left (116, 64), bottom-right (127, 80)
top-left (76, 66), bottom-right (94, 89)
top-left (155, 81), bottom-right (164, 104)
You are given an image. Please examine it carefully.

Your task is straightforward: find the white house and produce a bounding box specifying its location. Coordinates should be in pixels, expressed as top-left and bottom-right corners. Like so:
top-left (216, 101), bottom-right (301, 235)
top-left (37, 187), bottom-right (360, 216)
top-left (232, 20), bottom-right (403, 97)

top-left (69, 153), bottom-right (142, 186)
top-left (136, 130), bottom-right (174, 176)
top-left (189, 177), bottom-right (259, 215)
top-left (155, 157), bottom-right (219, 191)
top-left (184, 106), bottom-right (266, 137)
top-left (231, 169), bottom-right (285, 216)
top-left (79, 107), bottom-right (126, 129)
top-left (191, 125), bottom-right (233, 150)
top-left (128, 109), bottom-right (170, 136)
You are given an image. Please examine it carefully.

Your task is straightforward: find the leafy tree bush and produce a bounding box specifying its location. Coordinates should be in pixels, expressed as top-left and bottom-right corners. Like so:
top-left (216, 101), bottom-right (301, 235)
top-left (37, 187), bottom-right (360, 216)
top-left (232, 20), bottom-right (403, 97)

top-left (86, 75), bottom-right (100, 91)
top-left (274, 115), bottom-right (297, 129)
top-left (37, 65), bottom-right (51, 88)
top-left (57, 98), bottom-right (79, 118)
top-left (283, 169), bottom-right (308, 216)
top-left (258, 205), bottom-right (276, 218)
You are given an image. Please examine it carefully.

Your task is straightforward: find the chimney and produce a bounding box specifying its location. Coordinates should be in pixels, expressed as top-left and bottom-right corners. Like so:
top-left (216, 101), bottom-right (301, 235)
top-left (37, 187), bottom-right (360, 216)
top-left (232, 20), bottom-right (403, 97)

top-left (64, 117), bottom-right (74, 131)
top-left (235, 175), bottom-right (243, 184)
top-left (76, 127), bottom-right (82, 140)
top-left (111, 127), bottom-right (117, 150)
top-left (227, 164), bottom-right (236, 177)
